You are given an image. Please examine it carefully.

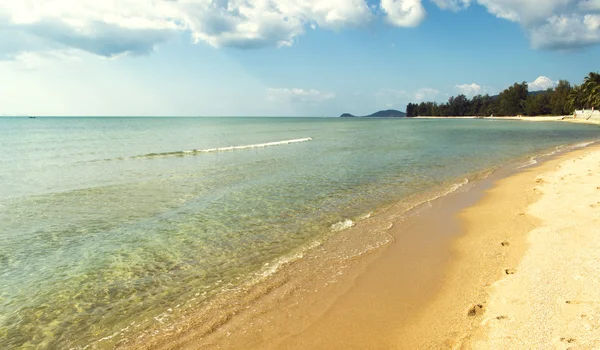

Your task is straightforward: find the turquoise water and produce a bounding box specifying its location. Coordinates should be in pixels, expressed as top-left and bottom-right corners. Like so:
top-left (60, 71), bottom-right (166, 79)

top-left (0, 117), bottom-right (598, 349)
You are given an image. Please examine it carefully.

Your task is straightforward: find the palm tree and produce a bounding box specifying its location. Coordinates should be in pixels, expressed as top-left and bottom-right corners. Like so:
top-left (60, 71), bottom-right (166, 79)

top-left (568, 85), bottom-right (586, 111)
top-left (582, 72), bottom-right (600, 109)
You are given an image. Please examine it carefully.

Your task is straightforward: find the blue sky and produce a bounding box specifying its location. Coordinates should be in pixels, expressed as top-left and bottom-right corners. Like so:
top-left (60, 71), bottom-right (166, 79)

top-left (1, 0), bottom-right (599, 116)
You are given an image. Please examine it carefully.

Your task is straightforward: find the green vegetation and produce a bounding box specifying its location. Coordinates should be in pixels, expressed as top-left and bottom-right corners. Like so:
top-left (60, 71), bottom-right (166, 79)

top-left (406, 72), bottom-right (600, 117)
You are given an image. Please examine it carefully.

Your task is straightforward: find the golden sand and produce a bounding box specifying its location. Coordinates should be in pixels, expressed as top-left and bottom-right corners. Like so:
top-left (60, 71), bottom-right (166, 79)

top-left (277, 144), bottom-right (600, 349)
top-left (126, 144), bottom-right (600, 349)
top-left (414, 115), bottom-right (600, 125)
top-left (468, 145), bottom-right (600, 348)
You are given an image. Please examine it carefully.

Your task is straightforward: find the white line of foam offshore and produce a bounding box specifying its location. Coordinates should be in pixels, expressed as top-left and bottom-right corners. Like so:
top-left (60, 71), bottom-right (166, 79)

top-left (83, 137), bottom-right (316, 162)
top-left (133, 137), bottom-right (313, 159)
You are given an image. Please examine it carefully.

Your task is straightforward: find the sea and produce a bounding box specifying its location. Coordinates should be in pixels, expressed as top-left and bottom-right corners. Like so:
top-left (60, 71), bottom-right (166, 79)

top-left (0, 117), bottom-right (598, 349)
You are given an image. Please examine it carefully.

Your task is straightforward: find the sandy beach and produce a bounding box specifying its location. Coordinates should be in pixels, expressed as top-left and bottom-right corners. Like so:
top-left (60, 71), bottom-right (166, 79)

top-left (414, 115), bottom-right (600, 125)
top-left (466, 144), bottom-right (600, 348)
top-left (126, 139), bottom-right (600, 349)
top-left (390, 143), bottom-right (600, 349)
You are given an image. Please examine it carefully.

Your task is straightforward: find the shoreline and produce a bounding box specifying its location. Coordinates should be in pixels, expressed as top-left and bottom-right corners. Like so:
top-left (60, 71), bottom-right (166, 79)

top-left (390, 143), bottom-right (600, 348)
top-left (119, 172), bottom-right (485, 349)
top-left (413, 115), bottom-right (600, 125)
top-left (119, 141), bottom-right (600, 349)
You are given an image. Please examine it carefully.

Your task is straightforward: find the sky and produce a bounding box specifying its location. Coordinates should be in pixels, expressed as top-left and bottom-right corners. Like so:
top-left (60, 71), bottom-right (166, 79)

top-left (1, 0), bottom-right (599, 116)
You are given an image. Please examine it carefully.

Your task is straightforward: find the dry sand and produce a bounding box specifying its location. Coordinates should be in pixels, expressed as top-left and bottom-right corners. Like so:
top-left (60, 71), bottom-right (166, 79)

top-left (466, 145), bottom-right (600, 349)
top-left (400, 144), bottom-right (600, 350)
top-left (414, 115), bottom-right (600, 125)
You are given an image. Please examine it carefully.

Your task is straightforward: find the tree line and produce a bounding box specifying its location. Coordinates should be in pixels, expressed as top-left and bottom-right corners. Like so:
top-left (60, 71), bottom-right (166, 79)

top-left (406, 72), bottom-right (600, 117)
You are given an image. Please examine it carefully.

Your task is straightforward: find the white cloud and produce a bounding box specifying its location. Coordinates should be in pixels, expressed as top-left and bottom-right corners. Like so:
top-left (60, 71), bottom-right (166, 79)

top-left (0, 0), bottom-right (374, 57)
top-left (0, 0), bottom-right (181, 57)
top-left (267, 88), bottom-right (336, 104)
top-left (380, 0), bottom-right (426, 27)
top-left (432, 0), bottom-right (471, 12)
top-left (414, 87), bottom-right (439, 101)
top-left (528, 14), bottom-right (600, 49)
top-left (1, 0), bottom-right (599, 61)
top-left (421, 0), bottom-right (600, 49)
top-left (455, 83), bottom-right (483, 96)
top-left (476, 0), bottom-right (600, 49)
top-left (528, 76), bottom-right (558, 90)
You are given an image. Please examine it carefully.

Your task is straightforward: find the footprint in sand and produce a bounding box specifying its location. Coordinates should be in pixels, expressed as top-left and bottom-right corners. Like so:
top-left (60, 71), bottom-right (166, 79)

top-left (560, 337), bottom-right (576, 344)
top-left (504, 268), bottom-right (516, 275)
top-left (496, 315), bottom-right (508, 320)
top-left (467, 303), bottom-right (486, 317)
top-left (500, 241), bottom-right (510, 247)
top-left (565, 300), bottom-right (593, 305)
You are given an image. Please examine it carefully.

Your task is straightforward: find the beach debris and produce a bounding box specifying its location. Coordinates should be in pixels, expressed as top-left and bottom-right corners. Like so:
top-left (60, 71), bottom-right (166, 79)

top-left (504, 268), bottom-right (516, 275)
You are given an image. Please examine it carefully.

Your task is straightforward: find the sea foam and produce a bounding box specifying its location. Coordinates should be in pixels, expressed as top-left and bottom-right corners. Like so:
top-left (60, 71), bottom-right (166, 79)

top-left (330, 219), bottom-right (355, 232)
top-left (134, 137), bottom-right (313, 159)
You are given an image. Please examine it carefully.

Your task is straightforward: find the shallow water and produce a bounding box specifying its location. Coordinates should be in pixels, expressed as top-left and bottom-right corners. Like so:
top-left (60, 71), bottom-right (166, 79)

top-left (0, 117), bottom-right (598, 349)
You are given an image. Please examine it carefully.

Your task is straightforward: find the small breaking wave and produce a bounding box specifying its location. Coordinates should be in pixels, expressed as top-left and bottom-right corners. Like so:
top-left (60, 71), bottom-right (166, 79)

top-left (330, 219), bottom-right (355, 232)
top-left (517, 157), bottom-right (538, 169)
top-left (92, 138), bottom-right (313, 162)
top-left (427, 178), bottom-right (470, 203)
top-left (134, 138), bottom-right (313, 159)
top-left (517, 141), bottom-right (597, 169)
top-left (572, 140), bottom-right (596, 148)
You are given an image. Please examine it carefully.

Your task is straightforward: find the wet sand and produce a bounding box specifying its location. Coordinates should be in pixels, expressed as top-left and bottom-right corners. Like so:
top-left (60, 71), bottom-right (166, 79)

top-left (126, 143), bottom-right (600, 350)
top-left (278, 144), bottom-right (600, 349)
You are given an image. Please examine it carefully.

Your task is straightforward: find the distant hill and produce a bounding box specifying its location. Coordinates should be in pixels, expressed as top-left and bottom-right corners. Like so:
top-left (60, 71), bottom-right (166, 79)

top-left (340, 109), bottom-right (407, 118)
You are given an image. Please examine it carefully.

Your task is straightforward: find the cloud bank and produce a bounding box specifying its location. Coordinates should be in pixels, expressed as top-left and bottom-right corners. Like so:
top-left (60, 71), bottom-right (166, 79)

top-left (0, 0), bottom-right (598, 60)
top-left (476, 0), bottom-right (600, 49)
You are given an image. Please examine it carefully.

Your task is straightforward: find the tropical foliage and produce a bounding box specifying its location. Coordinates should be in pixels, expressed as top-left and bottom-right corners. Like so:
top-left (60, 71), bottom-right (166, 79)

top-left (581, 72), bottom-right (600, 109)
top-left (406, 72), bottom-right (600, 117)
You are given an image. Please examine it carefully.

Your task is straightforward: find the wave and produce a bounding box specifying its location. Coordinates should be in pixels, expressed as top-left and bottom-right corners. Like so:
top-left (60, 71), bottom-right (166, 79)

top-left (330, 219), bottom-right (355, 232)
top-left (426, 178), bottom-right (470, 203)
top-left (571, 140), bottom-right (596, 149)
top-left (517, 140), bottom-right (597, 169)
top-left (134, 137), bottom-right (313, 159)
top-left (93, 138), bottom-right (313, 162)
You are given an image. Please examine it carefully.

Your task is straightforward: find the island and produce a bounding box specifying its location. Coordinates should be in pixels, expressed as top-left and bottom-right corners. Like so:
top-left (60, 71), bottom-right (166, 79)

top-left (340, 109), bottom-right (407, 118)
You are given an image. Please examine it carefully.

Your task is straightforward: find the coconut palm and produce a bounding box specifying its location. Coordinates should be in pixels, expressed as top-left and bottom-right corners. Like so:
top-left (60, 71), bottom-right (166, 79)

top-left (582, 72), bottom-right (600, 109)
top-left (568, 85), bottom-right (586, 111)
